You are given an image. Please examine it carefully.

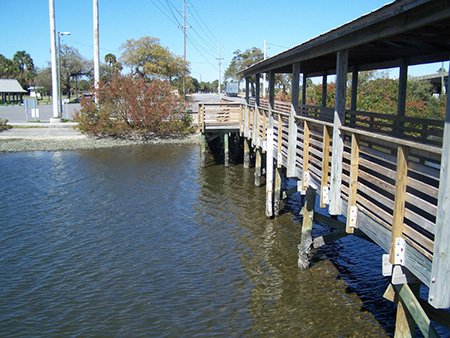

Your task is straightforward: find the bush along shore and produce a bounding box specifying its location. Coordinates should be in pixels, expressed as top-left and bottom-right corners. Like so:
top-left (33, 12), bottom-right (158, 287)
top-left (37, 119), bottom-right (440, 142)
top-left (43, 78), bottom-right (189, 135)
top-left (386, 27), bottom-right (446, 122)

top-left (0, 75), bottom-right (200, 153)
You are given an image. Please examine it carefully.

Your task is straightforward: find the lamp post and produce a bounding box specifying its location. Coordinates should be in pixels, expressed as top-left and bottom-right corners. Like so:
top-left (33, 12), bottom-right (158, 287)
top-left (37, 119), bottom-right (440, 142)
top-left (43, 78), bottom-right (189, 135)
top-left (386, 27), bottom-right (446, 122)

top-left (57, 31), bottom-right (70, 117)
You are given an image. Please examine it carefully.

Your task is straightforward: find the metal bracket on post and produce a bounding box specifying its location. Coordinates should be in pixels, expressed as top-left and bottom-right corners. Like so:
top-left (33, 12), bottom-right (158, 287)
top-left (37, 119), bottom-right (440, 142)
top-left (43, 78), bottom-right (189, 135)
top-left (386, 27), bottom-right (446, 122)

top-left (277, 151), bottom-right (282, 164)
top-left (349, 206), bottom-right (358, 228)
top-left (322, 185), bottom-right (329, 205)
top-left (394, 238), bottom-right (406, 266)
top-left (301, 171), bottom-right (311, 195)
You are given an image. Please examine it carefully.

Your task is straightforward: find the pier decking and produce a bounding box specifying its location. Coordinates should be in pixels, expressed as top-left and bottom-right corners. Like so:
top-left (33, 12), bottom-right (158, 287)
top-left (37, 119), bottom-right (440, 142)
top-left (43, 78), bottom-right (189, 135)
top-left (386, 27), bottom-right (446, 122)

top-left (200, 1), bottom-right (450, 336)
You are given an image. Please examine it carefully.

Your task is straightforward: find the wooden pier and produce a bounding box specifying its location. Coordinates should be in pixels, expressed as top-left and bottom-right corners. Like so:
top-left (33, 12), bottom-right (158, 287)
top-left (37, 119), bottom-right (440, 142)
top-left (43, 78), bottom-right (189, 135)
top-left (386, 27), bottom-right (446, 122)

top-left (199, 1), bottom-right (450, 336)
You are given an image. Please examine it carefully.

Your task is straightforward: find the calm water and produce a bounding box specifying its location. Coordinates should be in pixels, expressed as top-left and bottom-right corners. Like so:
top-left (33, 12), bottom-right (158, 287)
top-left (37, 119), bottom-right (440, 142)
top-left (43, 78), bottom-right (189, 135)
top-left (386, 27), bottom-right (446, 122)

top-left (0, 144), bottom-right (396, 337)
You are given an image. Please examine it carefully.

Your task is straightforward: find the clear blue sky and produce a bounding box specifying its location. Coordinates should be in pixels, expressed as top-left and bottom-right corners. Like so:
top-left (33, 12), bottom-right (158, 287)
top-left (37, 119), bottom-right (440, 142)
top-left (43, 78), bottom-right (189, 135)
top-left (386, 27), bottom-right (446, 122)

top-left (0, 0), bottom-right (444, 83)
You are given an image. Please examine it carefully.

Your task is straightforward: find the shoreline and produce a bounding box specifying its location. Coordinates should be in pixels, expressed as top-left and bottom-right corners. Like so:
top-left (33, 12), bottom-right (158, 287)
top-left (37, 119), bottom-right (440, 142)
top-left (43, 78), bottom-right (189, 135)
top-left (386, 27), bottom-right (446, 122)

top-left (0, 128), bottom-right (201, 153)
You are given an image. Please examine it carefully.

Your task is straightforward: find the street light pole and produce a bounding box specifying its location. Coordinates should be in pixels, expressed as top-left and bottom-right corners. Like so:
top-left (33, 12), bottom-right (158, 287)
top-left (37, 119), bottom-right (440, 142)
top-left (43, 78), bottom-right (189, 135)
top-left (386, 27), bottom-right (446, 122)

top-left (57, 32), bottom-right (70, 118)
top-left (49, 0), bottom-right (60, 122)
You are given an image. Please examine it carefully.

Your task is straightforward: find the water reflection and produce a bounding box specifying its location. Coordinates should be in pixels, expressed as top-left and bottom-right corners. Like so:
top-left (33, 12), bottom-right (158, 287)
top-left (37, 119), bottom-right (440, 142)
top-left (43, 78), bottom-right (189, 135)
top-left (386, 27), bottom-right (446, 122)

top-left (0, 145), bottom-right (394, 337)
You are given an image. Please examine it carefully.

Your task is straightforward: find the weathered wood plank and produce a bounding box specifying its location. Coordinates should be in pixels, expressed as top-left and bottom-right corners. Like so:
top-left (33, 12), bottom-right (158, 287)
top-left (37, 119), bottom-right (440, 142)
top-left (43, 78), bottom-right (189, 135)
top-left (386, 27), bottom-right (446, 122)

top-left (389, 145), bottom-right (409, 265)
top-left (329, 49), bottom-right (348, 215)
top-left (429, 77), bottom-right (450, 308)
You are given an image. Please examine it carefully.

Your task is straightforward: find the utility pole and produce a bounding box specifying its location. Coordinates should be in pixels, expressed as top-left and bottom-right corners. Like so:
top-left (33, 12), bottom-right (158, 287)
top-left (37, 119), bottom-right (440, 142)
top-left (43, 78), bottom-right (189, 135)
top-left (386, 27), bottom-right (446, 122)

top-left (49, 0), bottom-right (61, 122)
top-left (263, 40), bottom-right (267, 98)
top-left (179, 0), bottom-right (190, 96)
top-left (217, 43), bottom-right (223, 98)
top-left (93, 0), bottom-right (100, 102)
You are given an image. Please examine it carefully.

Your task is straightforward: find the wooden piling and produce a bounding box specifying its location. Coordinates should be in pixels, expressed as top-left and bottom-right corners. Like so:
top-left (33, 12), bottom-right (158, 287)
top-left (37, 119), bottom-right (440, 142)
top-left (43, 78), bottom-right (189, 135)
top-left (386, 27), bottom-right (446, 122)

top-left (274, 167), bottom-right (283, 216)
top-left (224, 132), bottom-right (229, 167)
top-left (255, 147), bottom-right (262, 187)
top-left (298, 188), bottom-right (315, 269)
top-left (244, 137), bottom-right (250, 169)
top-left (201, 133), bottom-right (206, 167)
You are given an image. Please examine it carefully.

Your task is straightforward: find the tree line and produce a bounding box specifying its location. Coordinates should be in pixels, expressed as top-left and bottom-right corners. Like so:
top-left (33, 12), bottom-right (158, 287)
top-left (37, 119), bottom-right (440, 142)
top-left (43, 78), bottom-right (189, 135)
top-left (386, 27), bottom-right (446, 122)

top-left (223, 47), bottom-right (447, 120)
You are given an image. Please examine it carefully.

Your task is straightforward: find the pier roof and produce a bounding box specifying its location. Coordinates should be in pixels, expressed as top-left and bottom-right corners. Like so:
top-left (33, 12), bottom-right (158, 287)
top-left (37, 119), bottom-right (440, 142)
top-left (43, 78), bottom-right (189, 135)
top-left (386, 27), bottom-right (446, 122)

top-left (240, 0), bottom-right (450, 77)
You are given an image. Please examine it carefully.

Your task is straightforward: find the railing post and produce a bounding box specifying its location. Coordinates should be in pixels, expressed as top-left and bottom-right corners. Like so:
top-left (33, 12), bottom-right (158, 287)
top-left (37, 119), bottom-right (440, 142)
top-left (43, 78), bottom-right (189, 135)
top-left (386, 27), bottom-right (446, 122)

top-left (320, 126), bottom-right (331, 208)
top-left (329, 49), bottom-right (348, 215)
top-left (301, 121), bottom-right (310, 192)
top-left (389, 145), bottom-right (409, 265)
top-left (288, 63), bottom-right (300, 177)
top-left (430, 60), bottom-right (450, 309)
top-left (346, 133), bottom-right (360, 233)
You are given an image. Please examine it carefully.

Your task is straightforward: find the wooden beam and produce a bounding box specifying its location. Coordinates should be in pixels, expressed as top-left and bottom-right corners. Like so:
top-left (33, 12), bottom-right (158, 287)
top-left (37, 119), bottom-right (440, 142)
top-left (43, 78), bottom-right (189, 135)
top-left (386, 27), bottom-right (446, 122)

top-left (320, 126), bottom-right (331, 208)
top-left (255, 148), bottom-right (262, 187)
top-left (274, 167), bottom-right (282, 216)
top-left (393, 284), bottom-right (441, 338)
top-left (313, 228), bottom-right (349, 248)
top-left (329, 49), bottom-right (348, 215)
top-left (346, 134), bottom-right (360, 233)
top-left (288, 63), bottom-right (300, 177)
top-left (389, 145), bottom-right (409, 265)
top-left (430, 61), bottom-right (450, 309)
top-left (301, 121), bottom-right (310, 192)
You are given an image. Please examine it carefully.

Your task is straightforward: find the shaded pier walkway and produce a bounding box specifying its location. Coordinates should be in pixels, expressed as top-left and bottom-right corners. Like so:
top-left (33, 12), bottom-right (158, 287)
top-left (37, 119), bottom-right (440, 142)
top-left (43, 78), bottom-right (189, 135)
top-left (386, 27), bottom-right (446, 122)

top-left (200, 1), bottom-right (450, 336)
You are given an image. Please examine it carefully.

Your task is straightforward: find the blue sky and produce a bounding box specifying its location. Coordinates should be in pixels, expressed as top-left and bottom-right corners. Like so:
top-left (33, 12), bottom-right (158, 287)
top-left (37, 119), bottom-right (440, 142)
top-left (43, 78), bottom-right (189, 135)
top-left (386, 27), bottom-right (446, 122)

top-left (1, 0), bottom-right (444, 83)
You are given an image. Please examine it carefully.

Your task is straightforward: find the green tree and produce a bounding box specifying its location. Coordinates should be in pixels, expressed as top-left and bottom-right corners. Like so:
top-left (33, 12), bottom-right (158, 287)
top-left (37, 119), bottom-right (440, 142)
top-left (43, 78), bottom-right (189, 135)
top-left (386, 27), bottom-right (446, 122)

top-left (12, 51), bottom-right (35, 88)
top-left (34, 67), bottom-right (52, 96)
top-left (224, 47), bottom-right (264, 96)
top-left (60, 44), bottom-right (91, 99)
top-left (119, 36), bottom-right (189, 82)
top-left (0, 54), bottom-right (15, 78)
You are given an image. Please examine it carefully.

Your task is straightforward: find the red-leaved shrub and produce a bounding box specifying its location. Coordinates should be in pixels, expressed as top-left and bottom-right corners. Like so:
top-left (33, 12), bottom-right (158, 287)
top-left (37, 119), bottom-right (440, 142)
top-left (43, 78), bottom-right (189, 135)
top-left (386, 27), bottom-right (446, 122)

top-left (74, 74), bottom-right (191, 137)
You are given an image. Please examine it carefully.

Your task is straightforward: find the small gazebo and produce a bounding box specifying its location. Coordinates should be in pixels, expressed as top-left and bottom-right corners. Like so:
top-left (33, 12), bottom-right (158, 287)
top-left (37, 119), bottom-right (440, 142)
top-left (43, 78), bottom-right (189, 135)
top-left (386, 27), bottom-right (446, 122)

top-left (0, 79), bottom-right (27, 104)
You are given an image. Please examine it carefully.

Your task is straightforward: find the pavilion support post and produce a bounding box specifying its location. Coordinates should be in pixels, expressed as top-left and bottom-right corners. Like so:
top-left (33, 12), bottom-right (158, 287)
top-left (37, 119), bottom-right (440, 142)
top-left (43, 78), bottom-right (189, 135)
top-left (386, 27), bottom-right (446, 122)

top-left (322, 71), bottom-right (328, 107)
top-left (224, 132), bottom-right (229, 167)
top-left (396, 61), bottom-right (408, 135)
top-left (351, 68), bottom-right (358, 111)
top-left (350, 68), bottom-right (358, 128)
top-left (430, 59), bottom-right (450, 309)
top-left (266, 71), bottom-right (275, 217)
top-left (288, 63), bottom-right (300, 178)
top-left (245, 77), bottom-right (250, 104)
top-left (298, 187), bottom-right (316, 269)
top-left (329, 49), bottom-right (348, 215)
top-left (302, 73), bottom-right (307, 105)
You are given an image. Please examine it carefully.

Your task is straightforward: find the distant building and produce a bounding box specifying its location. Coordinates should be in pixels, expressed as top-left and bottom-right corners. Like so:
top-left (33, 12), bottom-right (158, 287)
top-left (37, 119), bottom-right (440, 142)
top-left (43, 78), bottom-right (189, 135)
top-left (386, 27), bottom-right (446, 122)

top-left (412, 72), bottom-right (448, 95)
top-left (0, 79), bottom-right (27, 104)
top-left (27, 86), bottom-right (44, 99)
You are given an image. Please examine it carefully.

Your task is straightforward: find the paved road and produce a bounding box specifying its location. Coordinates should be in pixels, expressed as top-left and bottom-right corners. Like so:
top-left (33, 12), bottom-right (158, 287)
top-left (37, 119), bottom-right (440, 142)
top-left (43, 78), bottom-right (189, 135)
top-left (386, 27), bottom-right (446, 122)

top-left (0, 103), bottom-right (81, 123)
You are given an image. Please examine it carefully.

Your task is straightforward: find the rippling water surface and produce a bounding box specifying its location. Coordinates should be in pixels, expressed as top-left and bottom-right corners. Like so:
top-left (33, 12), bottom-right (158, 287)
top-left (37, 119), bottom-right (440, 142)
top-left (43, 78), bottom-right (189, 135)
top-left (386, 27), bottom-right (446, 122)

top-left (0, 145), bottom-right (396, 337)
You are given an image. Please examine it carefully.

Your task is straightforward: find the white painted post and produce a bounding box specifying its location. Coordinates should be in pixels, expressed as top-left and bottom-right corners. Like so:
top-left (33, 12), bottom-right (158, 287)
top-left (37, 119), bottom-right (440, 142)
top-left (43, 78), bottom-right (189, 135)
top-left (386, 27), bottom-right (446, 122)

top-left (288, 63), bottom-right (300, 177)
top-left (93, 0), bottom-right (100, 102)
top-left (266, 71), bottom-right (275, 217)
top-left (329, 50), bottom-right (348, 215)
top-left (49, 0), bottom-right (61, 122)
top-left (429, 60), bottom-right (450, 309)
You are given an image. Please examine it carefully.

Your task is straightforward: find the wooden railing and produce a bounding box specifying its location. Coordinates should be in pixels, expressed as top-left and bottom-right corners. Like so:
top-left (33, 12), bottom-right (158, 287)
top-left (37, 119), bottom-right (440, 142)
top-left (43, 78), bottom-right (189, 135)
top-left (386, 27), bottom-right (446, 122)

top-left (242, 101), bottom-right (446, 305)
top-left (197, 102), bottom-right (243, 133)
